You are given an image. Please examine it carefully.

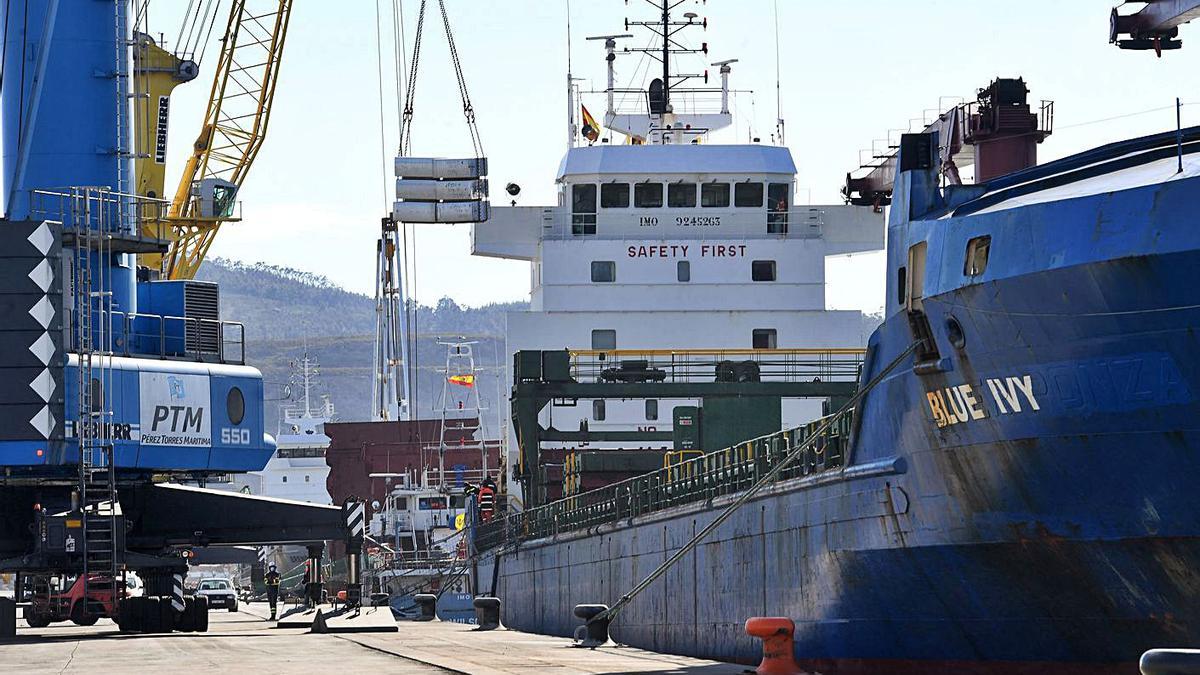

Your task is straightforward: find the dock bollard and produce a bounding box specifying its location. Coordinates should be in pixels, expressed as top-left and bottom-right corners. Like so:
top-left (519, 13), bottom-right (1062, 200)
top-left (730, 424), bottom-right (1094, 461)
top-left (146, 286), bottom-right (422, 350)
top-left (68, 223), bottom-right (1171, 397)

top-left (572, 604), bottom-right (610, 648)
top-left (473, 597), bottom-right (501, 630)
top-left (413, 594), bottom-right (437, 621)
top-left (745, 617), bottom-right (802, 675)
top-left (1140, 649), bottom-right (1200, 675)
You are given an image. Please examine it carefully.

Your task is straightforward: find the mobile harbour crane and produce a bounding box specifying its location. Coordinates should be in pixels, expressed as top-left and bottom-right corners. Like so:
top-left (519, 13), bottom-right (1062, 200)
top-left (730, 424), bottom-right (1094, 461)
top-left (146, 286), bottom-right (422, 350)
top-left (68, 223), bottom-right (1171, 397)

top-left (0, 0), bottom-right (362, 636)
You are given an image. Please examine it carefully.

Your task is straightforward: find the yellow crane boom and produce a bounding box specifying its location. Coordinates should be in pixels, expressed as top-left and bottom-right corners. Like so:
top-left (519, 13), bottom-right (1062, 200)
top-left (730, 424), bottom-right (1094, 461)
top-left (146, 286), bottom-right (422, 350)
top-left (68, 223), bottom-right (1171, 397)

top-left (147, 0), bottom-right (293, 280)
top-left (131, 32), bottom-right (198, 209)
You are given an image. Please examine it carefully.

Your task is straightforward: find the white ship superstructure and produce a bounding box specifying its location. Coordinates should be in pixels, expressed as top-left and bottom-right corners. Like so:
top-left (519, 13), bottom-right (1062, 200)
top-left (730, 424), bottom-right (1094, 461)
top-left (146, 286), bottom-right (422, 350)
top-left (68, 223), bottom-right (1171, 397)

top-left (471, 3), bottom-right (885, 505)
top-left (475, 146), bottom-right (883, 487)
top-left (230, 353), bottom-right (335, 504)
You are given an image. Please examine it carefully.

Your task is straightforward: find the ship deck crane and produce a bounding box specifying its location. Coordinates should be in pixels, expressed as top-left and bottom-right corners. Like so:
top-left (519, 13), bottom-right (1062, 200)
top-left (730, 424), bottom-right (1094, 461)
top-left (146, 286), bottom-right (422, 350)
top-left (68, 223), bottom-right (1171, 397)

top-left (1110, 0), bottom-right (1200, 54)
top-left (373, 0), bottom-right (490, 423)
top-left (138, 0), bottom-right (293, 280)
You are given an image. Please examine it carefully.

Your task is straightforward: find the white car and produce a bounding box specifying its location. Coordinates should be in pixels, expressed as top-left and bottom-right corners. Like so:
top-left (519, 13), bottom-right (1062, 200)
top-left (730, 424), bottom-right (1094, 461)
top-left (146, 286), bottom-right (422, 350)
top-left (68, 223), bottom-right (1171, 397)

top-left (195, 577), bottom-right (239, 612)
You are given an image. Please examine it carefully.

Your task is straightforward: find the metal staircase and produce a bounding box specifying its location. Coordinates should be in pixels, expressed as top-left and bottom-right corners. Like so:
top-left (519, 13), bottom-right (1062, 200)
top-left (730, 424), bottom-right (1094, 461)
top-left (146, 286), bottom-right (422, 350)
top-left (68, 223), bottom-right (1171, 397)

top-left (77, 0), bottom-right (131, 595)
top-left (71, 188), bottom-right (121, 609)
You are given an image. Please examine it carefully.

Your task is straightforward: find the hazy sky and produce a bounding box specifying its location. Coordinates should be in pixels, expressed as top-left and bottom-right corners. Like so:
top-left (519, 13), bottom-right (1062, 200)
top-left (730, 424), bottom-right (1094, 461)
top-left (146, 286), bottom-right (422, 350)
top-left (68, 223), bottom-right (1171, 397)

top-left (151, 0), bottom-right (1198, 314)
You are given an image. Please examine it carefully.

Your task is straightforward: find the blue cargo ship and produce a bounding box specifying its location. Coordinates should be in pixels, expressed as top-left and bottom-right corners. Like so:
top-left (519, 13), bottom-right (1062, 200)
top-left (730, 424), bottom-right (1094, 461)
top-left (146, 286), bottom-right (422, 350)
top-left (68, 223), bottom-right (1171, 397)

top-left (839, 123), bottom-right (1200, 671)
top-left (490, 118), bottom-right (1200, 673)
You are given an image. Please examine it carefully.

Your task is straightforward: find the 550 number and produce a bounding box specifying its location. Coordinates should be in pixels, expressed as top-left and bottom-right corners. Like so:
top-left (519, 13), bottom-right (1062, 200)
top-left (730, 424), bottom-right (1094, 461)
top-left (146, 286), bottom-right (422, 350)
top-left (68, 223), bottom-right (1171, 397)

top-left (221, 428), bottom-right (251, 445)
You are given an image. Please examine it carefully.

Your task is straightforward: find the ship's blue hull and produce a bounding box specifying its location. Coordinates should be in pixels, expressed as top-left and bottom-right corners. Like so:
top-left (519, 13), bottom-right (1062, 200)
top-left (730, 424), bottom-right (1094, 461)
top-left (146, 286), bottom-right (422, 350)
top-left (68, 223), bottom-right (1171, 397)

top-left (496, 133), bottom-right (1200, 672)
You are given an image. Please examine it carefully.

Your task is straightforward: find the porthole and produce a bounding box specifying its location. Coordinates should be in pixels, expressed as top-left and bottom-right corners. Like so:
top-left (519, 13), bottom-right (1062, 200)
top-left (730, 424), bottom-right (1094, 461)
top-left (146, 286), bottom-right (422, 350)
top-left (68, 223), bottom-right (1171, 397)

top-left (946, 316), bottom-right (966, 350)
top-left (227, 386), bottom-right (245, 425)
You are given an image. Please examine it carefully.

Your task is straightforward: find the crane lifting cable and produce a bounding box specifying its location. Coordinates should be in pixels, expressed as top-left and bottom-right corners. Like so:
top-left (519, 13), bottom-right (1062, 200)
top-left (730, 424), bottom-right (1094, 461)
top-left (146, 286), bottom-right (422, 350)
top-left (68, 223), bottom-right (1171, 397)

top-left (175, 0), bottom-right (224, 63)
top-left (392, 0), bottom-right (489, 225)
top-left (373, 0), bottom-right (487, 427)
top-left (400, 0), bottom-right (482, 158)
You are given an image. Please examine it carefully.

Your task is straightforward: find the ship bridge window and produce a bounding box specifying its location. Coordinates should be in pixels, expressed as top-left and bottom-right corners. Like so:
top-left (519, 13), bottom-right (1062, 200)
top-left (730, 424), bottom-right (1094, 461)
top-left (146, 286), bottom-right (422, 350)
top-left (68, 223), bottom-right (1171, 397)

top-left (593, 399), bottom-right (606, 421)
top-left (735, 182), bottom-right (764, 208)
top-left (591, 260), bottom-right (616, 283)
top-left (964, 235), bottom-right (991, 277)
top-left (751, 260), bottom-right (777, 282)
top-left (634, 182), bottom-right (664, 208)
top-left (591, 329), bottom-right (616, 350)
top-left (752, 329), bottom-right (778, 349)
top-left (677, 260), bottom-right (690, 282)
top-left (701, 182), bottom-right (730, 207)
top-left (645, 399), bottom-right (659, 421)
top-left (601, 183), bottom-right (629, 208)
top-left (668, 182), bottom-right (697, 208)
top-left (572, 184), bottom-right (597, 235)
top-left (418, 497), bottom-right (448, 510)
top-left (767, 183), bottom-right (789, 234)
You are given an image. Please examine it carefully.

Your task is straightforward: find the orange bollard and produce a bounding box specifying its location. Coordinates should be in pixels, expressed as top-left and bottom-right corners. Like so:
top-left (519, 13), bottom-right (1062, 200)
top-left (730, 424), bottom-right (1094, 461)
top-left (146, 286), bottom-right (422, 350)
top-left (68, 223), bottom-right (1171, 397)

top-left (745, 617), bottom-right (803, 675)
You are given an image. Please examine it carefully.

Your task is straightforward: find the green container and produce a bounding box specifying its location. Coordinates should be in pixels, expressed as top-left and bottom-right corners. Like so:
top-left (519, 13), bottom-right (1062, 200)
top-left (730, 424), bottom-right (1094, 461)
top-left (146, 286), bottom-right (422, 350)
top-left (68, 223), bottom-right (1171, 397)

top-left (541, 350), bottom-right (571, 382)
top-left (513, 350), bottom-right (542, 382)
top-left (700, 396), bottom-right (781, 452)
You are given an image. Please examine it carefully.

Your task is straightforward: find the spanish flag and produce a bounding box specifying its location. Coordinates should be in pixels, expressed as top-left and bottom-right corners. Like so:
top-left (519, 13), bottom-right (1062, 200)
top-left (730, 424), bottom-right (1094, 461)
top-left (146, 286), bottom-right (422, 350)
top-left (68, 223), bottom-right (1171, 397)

top-left (581, 105), bottom-right (600, 143)
top-left (448, 374), bottom-right (475, 387)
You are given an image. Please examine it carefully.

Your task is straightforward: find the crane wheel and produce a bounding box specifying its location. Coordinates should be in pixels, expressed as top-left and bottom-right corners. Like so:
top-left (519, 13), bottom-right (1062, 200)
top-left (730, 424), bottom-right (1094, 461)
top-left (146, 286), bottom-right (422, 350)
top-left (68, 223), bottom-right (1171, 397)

top-left (140, 597), bottom-right (166, 633)
top-left (193, 593), bottom-right (210, 629)
top-left (118, 598), bottom-right (144, 632)
top-left (175, 597), bottom-right (195, 632)
top-left (70, 601), bottom-right (99, 626)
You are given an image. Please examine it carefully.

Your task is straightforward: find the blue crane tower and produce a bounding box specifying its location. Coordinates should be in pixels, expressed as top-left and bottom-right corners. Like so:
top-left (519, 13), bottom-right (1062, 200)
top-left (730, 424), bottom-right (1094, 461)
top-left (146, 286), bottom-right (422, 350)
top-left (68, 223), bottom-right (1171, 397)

top-left (0, 0), bottom-right (272, 475)
top-left (0, 1), bottom-right (365, 635)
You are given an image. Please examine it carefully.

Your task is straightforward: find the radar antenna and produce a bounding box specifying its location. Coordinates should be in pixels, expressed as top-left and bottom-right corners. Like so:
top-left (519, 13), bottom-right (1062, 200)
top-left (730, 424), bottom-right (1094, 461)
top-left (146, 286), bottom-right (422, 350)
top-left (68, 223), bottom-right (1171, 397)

top-left (596, 0), bottom-right (733, 144)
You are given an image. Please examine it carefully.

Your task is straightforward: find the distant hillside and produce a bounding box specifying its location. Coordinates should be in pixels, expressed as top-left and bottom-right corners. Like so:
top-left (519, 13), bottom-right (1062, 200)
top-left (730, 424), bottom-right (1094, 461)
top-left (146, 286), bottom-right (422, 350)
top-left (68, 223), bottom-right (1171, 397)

top-left (195, 258), bottom-right (526, 433)
top-left (195, 259), bottom-right (375, 342)
top-left (194, 259), bottom-right (883, 433)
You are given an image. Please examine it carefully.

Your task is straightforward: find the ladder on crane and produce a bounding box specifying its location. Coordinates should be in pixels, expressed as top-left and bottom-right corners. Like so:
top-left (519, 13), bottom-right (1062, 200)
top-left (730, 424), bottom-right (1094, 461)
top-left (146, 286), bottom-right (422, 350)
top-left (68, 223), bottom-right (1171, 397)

top-left (70, 188), bottom-right (121, 617)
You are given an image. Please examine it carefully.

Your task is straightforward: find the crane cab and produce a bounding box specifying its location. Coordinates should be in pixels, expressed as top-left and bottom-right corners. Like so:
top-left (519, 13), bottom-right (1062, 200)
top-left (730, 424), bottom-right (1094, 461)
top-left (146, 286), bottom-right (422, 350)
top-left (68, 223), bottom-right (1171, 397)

top-left (192, 178), bottom-right (240, 220)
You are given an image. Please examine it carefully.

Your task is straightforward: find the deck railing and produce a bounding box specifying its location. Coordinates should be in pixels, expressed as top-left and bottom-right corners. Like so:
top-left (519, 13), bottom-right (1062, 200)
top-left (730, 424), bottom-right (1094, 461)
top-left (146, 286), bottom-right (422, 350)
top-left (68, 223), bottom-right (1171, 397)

top-left (567, 347), bottom-right (865, 385)
top-left (474, 409), bottom-right (855, 551)
top-left (108, 311), bottom-right (246, 365)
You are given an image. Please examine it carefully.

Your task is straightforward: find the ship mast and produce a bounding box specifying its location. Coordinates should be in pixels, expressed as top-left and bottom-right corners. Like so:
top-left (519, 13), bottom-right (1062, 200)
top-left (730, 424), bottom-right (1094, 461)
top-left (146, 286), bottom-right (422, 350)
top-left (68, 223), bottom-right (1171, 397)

top-left (616, 0), bottom-right (721, 144)
top-left (660, 0), bottom-right (671, 114)
top-left (301, 354), bottom-right (312, 416)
